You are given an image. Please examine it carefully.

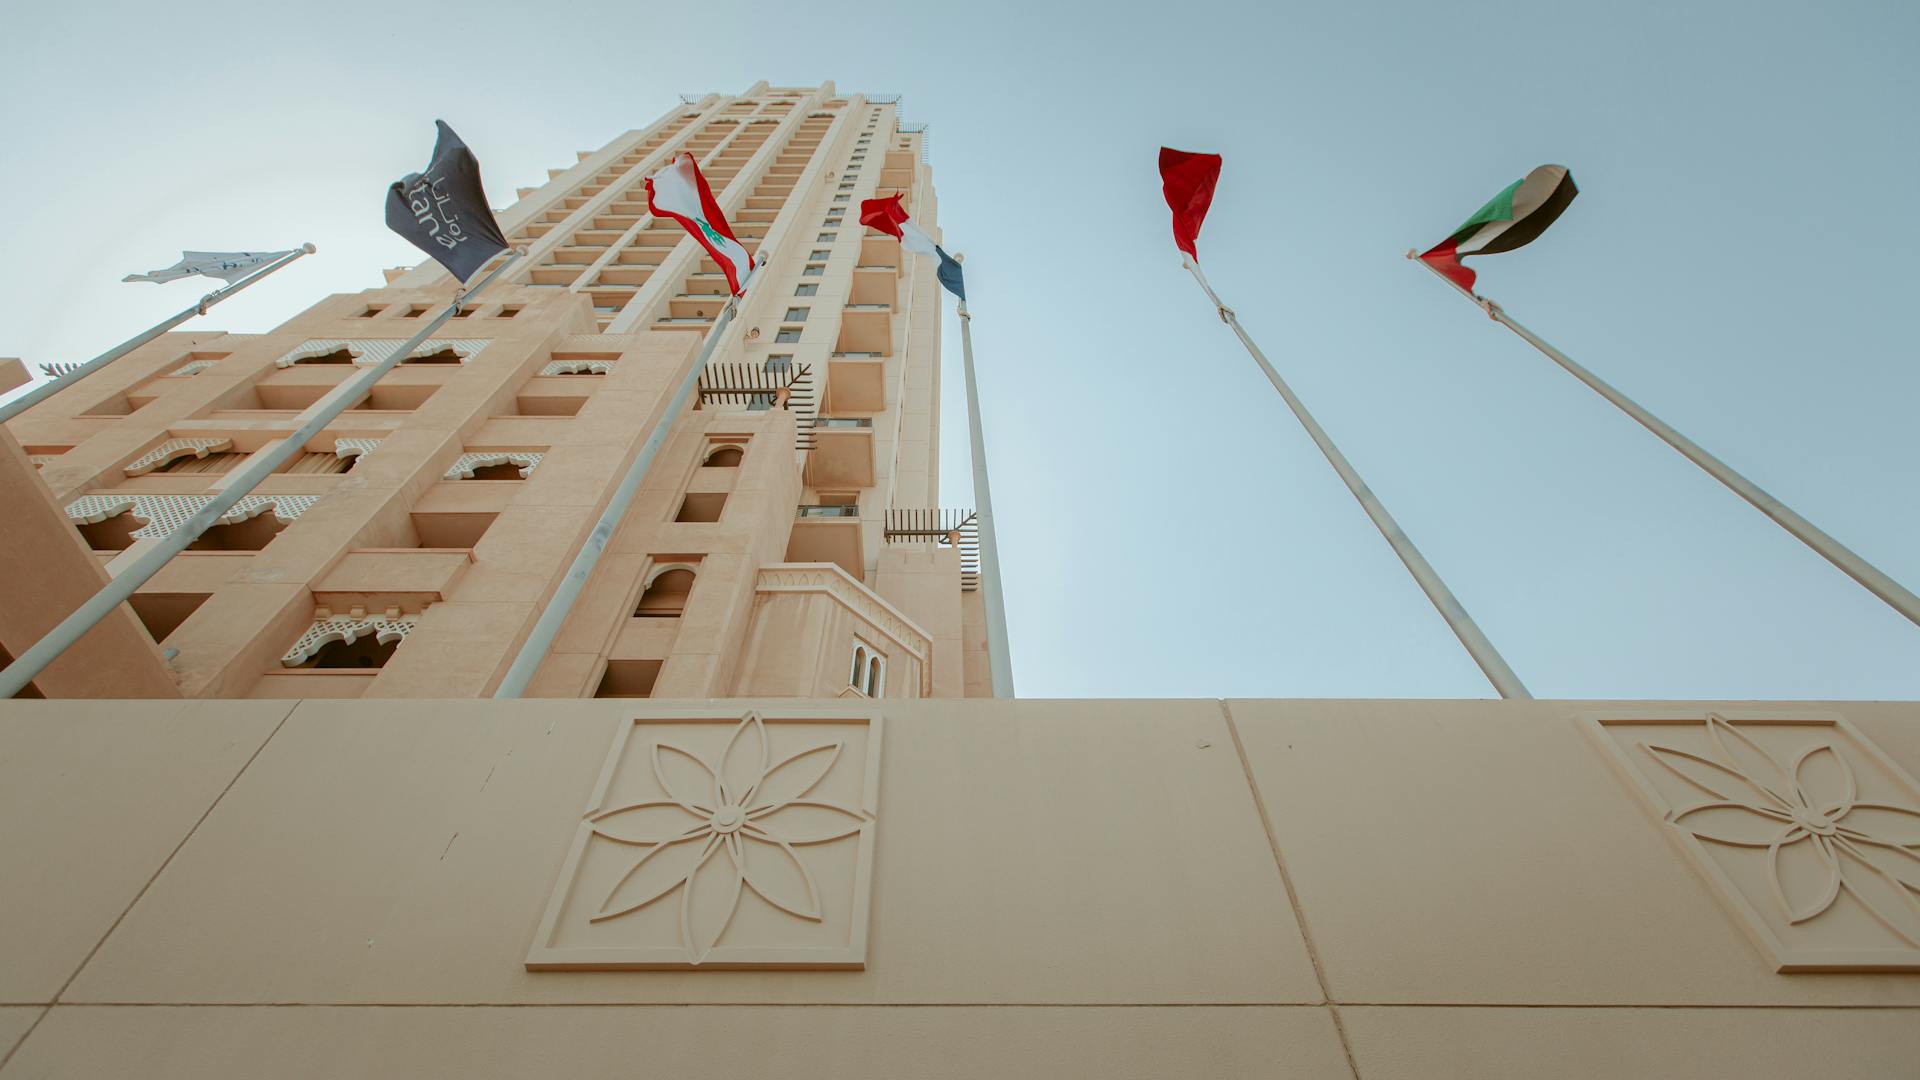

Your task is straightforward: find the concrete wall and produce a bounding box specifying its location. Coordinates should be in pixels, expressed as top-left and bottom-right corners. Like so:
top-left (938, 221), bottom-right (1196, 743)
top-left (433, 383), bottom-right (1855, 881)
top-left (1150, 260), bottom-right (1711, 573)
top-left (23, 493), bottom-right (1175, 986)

top-left (1, 696), bottom-right (1916, 1077)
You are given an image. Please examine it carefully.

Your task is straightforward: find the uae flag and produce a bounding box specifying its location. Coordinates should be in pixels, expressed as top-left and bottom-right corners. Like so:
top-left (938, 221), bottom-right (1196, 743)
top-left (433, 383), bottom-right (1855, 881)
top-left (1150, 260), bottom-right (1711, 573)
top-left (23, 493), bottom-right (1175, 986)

top-left (1158, 147), bottom-right (1222, 261)
top-left (648, 152), bottom-right (754, 296)
top-left (1418, 165), bottom-right (1577, 292)
top-left (859, 193), bottom-right (964, 299)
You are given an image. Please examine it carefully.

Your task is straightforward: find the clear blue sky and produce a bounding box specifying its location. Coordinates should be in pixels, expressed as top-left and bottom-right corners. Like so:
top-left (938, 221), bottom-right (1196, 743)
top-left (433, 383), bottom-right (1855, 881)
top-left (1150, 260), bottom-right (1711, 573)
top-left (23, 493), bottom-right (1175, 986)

top-left (2, 0), bottom-right (1915, 699)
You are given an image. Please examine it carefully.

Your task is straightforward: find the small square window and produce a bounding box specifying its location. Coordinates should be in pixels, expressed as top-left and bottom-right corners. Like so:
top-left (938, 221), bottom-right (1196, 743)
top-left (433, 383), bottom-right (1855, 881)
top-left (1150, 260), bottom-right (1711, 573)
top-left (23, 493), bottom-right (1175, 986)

top-left (803, 264), bottom-right (824, 276)
top-left (402, 304), bottom-right (430, 318)
top-left (497, 305), bottom-right (523, 319)
top-left (839, 182), bottom-right (855, 190)
top-left (765, 354), bottom-right (793, 373)
top-left (810, 249), bottom-right (830, 260)
top-left (817, 232), bottom-right (837, 242)
top-left (832, 195), bottom-right (849, 203)
top-left (783, 307), bottom-right (809, 321)
top-left (775, 327), bottom-right (802, 343)
top-left (795, 284), bottom-right (818, 296)
top-left (358, 305), bottom-right (385, 318)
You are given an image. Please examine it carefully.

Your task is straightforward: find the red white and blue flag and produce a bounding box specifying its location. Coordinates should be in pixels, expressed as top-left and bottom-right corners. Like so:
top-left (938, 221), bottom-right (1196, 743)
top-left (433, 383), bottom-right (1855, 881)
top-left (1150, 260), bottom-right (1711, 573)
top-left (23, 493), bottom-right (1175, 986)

top-left (647, 152), bottom-right (755, 296)
top-left (859, 193), bottom-right (964, 300)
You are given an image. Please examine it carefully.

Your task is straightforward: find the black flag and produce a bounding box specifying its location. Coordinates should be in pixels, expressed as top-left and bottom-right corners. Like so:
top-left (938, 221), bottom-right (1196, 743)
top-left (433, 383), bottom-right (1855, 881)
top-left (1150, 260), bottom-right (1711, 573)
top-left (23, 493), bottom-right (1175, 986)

top-left (385, 121), bottom-right (509, 283)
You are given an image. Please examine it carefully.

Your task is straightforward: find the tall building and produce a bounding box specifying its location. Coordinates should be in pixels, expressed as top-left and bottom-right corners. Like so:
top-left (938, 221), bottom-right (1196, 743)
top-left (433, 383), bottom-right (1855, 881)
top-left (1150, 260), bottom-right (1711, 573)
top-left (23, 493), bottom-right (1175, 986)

top-left (0, 81), bottom-right (992, 701)
top-left (1, 83), bottom-right (1915, 1080)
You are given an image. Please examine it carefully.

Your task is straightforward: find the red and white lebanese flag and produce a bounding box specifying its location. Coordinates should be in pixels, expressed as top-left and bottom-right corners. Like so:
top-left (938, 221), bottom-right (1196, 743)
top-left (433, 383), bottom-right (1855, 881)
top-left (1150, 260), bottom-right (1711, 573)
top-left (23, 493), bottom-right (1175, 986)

top-left (646, 152), bottom-right (755, 296)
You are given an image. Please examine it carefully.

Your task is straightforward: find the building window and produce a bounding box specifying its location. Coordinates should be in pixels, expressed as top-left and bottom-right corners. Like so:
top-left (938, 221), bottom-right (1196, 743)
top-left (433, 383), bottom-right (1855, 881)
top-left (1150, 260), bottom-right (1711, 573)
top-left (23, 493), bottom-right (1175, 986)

top-left (402, 304), bottom-right (430, 318)
top-left (783, 307), bottom-right (809, 321)
top-left (817, 232), bottom-right (837, 242)
top-left (675, 492), bottom-right (727, 522)
top-left (832, 195), bottom-right (849, 203)
top-left (848, 643), bottom-right (886, 697)
top-left (802, 264), bottom-right (824, 276)
top-left (765, 354), bottom-right (793, 374)
top-left (358, 305), bottom-right (385, 318)
top-left (703, 444), bottom-right (745, 467)
top-left (747, 393), bottom-right (774, 412)
top-left (794, 284), bottom-right (818, 296)
top-left (810, 249), bottom-right (831, 260)
top-left (839, 182), bottom-right (855, 190)
top-left (497, 305), bottom-right (523, 319)
top-left (635, 566), bottom-right (695, 617)
top-left (775, 327), bottom-right (802, 343)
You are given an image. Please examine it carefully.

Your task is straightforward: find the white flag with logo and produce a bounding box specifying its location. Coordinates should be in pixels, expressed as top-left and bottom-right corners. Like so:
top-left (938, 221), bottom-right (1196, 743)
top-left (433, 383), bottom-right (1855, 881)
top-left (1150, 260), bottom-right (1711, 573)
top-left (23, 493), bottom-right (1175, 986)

top-left (122, 250), bottom-right (291, 285)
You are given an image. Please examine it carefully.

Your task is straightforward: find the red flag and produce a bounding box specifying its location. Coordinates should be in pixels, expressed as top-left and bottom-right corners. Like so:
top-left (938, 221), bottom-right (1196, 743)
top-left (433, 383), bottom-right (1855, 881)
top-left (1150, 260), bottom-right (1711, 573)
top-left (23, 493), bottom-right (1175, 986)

top-left (859, 192), bottom-right (911, 241)
top-left (1158, 147), bottom-right (1221, 261)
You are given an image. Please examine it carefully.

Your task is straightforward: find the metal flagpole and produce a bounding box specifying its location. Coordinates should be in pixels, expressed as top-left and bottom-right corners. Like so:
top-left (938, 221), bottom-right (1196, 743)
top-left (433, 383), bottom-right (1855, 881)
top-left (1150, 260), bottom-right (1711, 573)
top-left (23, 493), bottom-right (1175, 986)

top-left (1413, 256), bottom-right (1920, 632)
top-left (0, 244), bottom-right (317, 424)
top-left (953, 260), bottom-right (1015, 697)
top-left (0, 251), bottom-right (521, 700)
top-left (1183, 258), bottom-right (1531, 699)
top-left (493, 287), bottom-right (748, 699)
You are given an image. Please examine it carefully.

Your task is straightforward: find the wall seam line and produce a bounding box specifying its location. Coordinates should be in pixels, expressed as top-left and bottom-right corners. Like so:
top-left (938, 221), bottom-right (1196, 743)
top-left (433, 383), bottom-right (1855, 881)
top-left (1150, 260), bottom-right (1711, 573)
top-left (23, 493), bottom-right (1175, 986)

top-left (1218, 698), bottom-right (1361, 1080)
top-left (0, 698), bottom-right (302, 1070)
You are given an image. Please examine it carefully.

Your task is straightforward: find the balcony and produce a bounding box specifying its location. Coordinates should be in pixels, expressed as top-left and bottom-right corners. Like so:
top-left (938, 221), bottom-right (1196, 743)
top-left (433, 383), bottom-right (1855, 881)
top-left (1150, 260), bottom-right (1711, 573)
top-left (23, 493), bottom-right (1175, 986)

top-left (827, 354), bottom-right (885, 413)
top-left (806, 417), bottom-right (875, 489)
top-left (835, 304), bottom-right (892, 356)
top-left (787, 504), bottom-right (863, 579)
top-left (859, 237), bottom-right (900, 273)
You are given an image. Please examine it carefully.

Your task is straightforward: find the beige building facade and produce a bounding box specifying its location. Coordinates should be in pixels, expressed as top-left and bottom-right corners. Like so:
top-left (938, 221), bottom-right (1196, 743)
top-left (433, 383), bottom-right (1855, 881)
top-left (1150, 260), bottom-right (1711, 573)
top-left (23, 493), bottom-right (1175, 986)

top-left (0, 81), bottom-right (986, 702)
top-left (2, 84), bottom-right (1918, 1077)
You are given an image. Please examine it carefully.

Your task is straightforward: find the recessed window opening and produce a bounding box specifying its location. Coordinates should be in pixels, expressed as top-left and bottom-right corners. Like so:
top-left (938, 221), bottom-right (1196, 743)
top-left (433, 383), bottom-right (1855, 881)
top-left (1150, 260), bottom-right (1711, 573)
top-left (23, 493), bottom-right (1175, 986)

top-left (293, 634), bottom-right (400, 670)
top-left (675, 492), bottom-right (727, 522)
top-left (497, 305), bottom-right (524, 319)
top-left (281, 452), bottom-right (355, 475)
top-left (296, 349), bottom-right (357, 365)
top-left (358, 305), bottom-right (385, 318)
top-left (635, 567), bottom-right (695, 617)
top-left (803, 264), bottom-right (825, 276)
top-left (595, 659), bottom-right (662, 698)
top-left (185, 511), bottom-right (287, 552)
top-left (404, 349), bottom-right (464, 364)
top-left (866, 654), bottom-right (885, 697)
top-left (775, 327), bottom-right (802, 343)
top-left (159, 451), bottom-right (248, 475)
top-left (468, 461), bottom-right (525, 480)
top-left (78, 511), bottom-right (144, 552)
top-left (703, 445), bottom-right (745, 467)
top-left (795, 284), bottom-right (818, 296)
top-left (402, 305), bottom-right (431, 318)
top-left (784, 307), bottom-right (809, 321)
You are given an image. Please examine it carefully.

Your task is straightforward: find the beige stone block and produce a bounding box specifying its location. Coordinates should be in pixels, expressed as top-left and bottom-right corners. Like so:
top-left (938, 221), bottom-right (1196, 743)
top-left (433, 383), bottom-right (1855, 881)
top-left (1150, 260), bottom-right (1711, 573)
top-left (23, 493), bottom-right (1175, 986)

top-left (1340, 1005), bottom-right (1920, 1079)
top-left (0, 1006), bottom-right (41, 1061)
top-left (0, 699), bottom-right (289, 1001)
top-left (7, 1004), bottom-right (1345, 1079)
top-left (66, 698), bottom-right (1319, 1005)
top-left (1228, 699), bottom-right (1920, 1006)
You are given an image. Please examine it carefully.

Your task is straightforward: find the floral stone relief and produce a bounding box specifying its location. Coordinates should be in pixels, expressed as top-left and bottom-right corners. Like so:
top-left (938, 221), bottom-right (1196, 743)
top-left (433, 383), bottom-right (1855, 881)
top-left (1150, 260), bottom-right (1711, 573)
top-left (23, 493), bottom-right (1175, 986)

top-left (528, 710), bottom-right (880, 969)
top-left (1589, 711), bottom-right (1920, 971)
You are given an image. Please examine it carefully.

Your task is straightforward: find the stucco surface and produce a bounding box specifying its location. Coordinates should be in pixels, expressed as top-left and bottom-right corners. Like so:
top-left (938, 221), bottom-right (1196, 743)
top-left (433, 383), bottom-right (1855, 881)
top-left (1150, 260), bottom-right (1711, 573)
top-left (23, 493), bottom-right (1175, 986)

top-left (3, 1005), bottom-right (1347, 1079)
top-left (0, 699), bottom-right (289, 1002)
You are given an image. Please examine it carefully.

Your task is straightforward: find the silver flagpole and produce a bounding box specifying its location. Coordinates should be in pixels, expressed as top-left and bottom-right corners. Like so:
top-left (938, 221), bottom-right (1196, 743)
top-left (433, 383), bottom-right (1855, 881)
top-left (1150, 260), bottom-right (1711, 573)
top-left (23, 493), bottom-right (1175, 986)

top-left (493, 287), bottom-right (748, 699)
top-left (0, 251), bottom-right (521, 700)
top-left (1413, 255), bottom-right (1920, 632)
top-left (0, 244), bottom-right (317, 424)
top-left (1184, 257), bottom-right (1531, 699)
top-left (953, 257), bottom-right (1015, 697)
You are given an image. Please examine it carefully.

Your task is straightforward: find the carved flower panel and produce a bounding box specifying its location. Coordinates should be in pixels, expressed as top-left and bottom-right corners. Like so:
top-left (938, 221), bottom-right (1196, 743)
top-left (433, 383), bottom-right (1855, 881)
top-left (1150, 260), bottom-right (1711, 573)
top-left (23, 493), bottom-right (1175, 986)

top-left (528, 710), bottom-right (881, 970)
top-left (1589, 711), bottom-right (1920, 971)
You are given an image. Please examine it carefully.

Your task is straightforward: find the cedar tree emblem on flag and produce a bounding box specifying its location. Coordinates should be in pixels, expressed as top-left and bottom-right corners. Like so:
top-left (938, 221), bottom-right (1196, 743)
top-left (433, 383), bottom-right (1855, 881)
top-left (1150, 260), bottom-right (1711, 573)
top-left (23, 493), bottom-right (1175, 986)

top-left (647, 152), bottom-right (755, 296)
top-left (1158, 147), bottom-right (1222, 261)
top-left (384, 121), bottom-right (510, 283)
top-left (1418, 164), bottom-right (1578, 292)
top-left (859, 192), bottom-right (964, 300)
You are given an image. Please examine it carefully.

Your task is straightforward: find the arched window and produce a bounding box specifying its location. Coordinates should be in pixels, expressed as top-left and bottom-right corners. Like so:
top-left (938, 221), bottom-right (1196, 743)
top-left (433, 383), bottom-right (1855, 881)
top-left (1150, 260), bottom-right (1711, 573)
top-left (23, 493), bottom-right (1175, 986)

top-left (848, 645), bottom-right (867, 688)
top-left (866, 655), bottom-right (885, 698)
top-left (635, 566), bottom-right (696, 617)
top-left (703, 445), bottom-right (744, 468)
